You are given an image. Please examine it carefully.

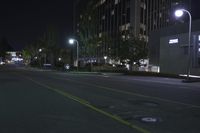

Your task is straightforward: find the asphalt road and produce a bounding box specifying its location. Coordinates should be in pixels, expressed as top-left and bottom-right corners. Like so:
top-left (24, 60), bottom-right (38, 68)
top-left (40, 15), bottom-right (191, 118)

top-left (0, 64), bottom-right (200, 133)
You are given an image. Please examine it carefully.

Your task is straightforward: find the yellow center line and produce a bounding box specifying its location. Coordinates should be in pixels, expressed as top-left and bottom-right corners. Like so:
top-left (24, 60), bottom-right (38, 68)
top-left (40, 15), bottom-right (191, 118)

top-left (23, 76), bottom-right (151, 133)
top-left (53, 76), bottom-right (200, 109)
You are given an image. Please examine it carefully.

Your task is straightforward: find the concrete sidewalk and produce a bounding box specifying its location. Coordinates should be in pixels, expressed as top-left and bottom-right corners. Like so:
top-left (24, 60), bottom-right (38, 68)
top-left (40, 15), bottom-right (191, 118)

top-left (19, 66), bottom-right (200, 88)
top-left (126, 76), bottom-right (200, 88)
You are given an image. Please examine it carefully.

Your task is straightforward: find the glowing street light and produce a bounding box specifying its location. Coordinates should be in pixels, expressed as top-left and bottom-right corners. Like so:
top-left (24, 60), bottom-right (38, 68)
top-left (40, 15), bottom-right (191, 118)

top-left (69, 39), bottom-right (75, 44)
top-left (58, 57), bottom-right (62, 61)
top-left (175, 10), bottom-right (184, 17)
top-left (104, 56), bottom-right (107, 64)
top-left (69, 38), bottom-right (79, 71)
top-left (175, 9), bottom-right (192, 81)
top-left (39, 48), bottom-right (42, 52)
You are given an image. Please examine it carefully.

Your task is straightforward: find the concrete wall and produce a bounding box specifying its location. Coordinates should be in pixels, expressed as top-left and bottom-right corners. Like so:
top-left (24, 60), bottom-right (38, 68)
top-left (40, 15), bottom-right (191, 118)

top-left (149, 19), bottom-right (200, 75)
top-left (160, 33), bottom-right (189, 74)
top-left (160, 32), bottom-right (200, 75)
top-left (148, 30), bottom-right (160, 66)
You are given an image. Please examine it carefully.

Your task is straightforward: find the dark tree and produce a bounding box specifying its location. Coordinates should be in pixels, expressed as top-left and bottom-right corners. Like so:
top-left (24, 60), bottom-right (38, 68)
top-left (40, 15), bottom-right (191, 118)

top-left (118, 28), bottom-right (148, 71)
top-left (0, 37), bottom-right (13, 58)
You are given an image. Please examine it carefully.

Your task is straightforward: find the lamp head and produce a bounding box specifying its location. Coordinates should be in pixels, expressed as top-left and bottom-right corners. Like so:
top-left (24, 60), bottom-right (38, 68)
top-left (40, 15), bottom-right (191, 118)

top-left (69, 39), bottom-right (75, 44)
top-left (175, 9), bottom-right (184, 17)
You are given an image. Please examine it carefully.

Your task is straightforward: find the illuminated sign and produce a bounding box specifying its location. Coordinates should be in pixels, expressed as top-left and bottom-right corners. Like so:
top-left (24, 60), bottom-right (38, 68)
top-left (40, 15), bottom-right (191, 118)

top-left (199, 35), bottom-right (200, 41)
top-left (169, 39), bottom-right (178, 44)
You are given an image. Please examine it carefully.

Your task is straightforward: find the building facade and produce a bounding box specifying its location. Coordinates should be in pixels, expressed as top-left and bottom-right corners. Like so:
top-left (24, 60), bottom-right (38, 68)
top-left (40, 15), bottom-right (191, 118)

top-left (149, 19), bottom-right (200, 75)
top-left (74, 0), bottom-right (193, 64)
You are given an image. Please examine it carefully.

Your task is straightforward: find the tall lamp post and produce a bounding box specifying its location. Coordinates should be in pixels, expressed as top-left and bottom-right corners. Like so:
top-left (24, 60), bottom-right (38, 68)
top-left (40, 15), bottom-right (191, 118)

top-left (104, 56), bottom-right (107, 65)
top-left (39, 48), bottom-right (42, 68)
top-left (175, 9), bottom-right (192, 80)
top-left (69, 38), bottom-right (79, 71)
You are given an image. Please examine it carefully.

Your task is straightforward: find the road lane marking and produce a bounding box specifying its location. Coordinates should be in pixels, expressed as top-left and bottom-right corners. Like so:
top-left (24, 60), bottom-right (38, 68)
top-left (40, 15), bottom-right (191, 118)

top-left (24, 76), bottom-right (151, 133)
top-left (53, 77), bottom-right (200, 109)
top-left (58, 72), bottom-right (200, 91)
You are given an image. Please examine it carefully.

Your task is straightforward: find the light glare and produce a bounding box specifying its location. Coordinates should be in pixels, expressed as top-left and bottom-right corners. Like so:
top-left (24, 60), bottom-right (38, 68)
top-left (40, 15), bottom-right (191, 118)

top-left (69, 39), bottom-right (74, 44)
top-left (175, 10), bottom-right (183, 17)
top-left (169, 39), bottom-right (178, 44)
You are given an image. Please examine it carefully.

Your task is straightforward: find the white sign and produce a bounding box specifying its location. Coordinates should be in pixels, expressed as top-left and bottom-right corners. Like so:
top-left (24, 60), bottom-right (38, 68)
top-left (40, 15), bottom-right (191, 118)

top-left (169, 39), bottom-right (178, 44)
top-left (198, 35), bottom-right (200, 41)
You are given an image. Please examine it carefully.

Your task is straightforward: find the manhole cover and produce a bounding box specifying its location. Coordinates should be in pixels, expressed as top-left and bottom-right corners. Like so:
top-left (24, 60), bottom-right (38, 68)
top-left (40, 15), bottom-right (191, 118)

top-left (141, 117), bottom-right (158, 123)
top-left (133, 115), bottom-right (162, 123)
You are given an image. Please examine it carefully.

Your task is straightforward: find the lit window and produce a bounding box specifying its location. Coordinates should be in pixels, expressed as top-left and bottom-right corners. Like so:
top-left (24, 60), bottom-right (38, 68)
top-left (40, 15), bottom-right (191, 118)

top-left (101, 0), bottom-right (106, 4)
top-left (159, 13), bottom-right (162, 18)
top-left (199, 48), bottom-right (200, 52)
top-left (88, 16), bottom-right (91, 20)
top-left (169, 39), bottom-right (178, 44)
top-left (111, 10), bottom-right (114, 15)
top-left (99, 33), bottom-right (102, 38)
top-left (115, 0), bottom-right (119, 5)
top-left (102, 15), bottom-right (105, 20)
top-left (198, 35), bottom-right (200, 41)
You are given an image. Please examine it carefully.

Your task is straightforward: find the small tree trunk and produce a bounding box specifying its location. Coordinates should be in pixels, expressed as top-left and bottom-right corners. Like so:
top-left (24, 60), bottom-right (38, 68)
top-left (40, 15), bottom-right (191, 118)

top-left (129, 59), bottom-right (133, 71)
top-left (90, 58), bottom-right (93, 72)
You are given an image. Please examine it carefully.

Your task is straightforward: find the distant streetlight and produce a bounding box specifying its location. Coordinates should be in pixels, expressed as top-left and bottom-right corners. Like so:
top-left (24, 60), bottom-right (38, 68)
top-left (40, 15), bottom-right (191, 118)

top-left (39, 48), bottom-right (42, 52)
top-left (104, 56), bottom-right (107, 64)
top-left (69, 38), bottom-right (79, 71)
top-left (38, 48), bottom-right (47, 66)
top-left (175, 9), bottom-right (192, 81)
top-left (58, 57), bottom-right (62, 61)
top-left (175, 10), bottom-right (184, 17)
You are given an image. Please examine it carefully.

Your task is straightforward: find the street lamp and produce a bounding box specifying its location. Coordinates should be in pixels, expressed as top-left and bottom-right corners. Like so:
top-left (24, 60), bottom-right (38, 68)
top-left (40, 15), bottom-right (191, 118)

top-left (39, 48), bottom-right (42, 52)
top-left (69, 38), bottom-right (79, 71)
top-left (38, 48), bottom-right (43, 68)
top-left (104, 56), bottom-right (107, 65)
top-left (175, 9), bottom-right (192, 81)
top-left (58, 57), bottom-right (62, 61)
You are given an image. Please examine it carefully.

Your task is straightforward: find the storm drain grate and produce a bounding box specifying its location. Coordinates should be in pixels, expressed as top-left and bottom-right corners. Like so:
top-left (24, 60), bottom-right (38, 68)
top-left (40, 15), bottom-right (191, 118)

top-left (141, 117), bottom-right (158, 123)
top-left (133, 115), bottom-right (162, 123)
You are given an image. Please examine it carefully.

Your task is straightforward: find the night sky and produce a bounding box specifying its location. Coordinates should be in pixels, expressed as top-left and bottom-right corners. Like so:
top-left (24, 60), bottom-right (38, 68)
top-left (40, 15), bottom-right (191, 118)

top-left (0, 0), bottom-right (74, 50)
top-left (0, 0), bottom-right (200, 51)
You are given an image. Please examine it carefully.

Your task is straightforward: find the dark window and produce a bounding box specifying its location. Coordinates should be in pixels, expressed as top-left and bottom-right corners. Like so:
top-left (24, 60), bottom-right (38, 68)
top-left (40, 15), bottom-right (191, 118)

top-left (140, 28), bottom-right (143, 34)
top-left (184, 47), bottom-right (188, 55)
top-left (198, 58), bottom-right (200, 66)
top-left (126, 8), bottom-right (130, 22)
top-left (140, 7), bottom-right (144, 23)
top-left (144, 30), bottom-right (146, 35)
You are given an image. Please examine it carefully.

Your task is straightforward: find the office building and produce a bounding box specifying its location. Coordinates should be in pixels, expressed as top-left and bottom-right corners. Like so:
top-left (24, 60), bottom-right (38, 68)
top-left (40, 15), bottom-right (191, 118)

top-left (149, 19), bottom-right (200, 75)
top-left (74, 0), bottom-right (195, 64)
